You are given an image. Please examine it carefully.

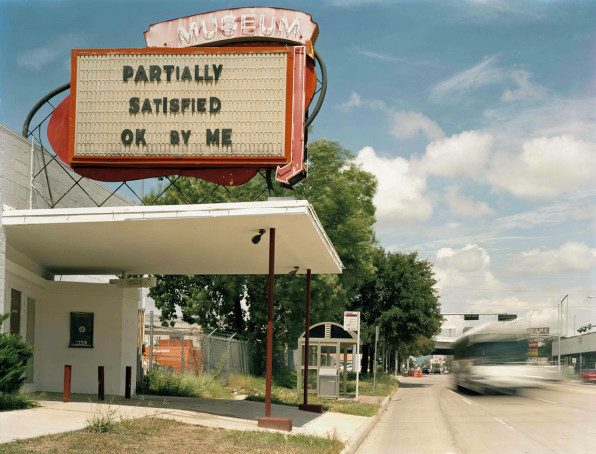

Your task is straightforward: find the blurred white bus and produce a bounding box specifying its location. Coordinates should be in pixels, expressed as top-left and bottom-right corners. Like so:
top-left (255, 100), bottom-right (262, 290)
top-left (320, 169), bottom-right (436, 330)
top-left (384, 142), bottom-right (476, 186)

top-left (452, 320), bottom-right (560, 394)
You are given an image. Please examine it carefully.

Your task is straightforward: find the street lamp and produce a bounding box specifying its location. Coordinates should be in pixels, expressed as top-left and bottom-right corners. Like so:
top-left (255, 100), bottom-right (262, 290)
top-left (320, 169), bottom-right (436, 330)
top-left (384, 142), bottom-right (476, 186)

top-left (557, 301), bottom-right (561, 367)
top-left (562, 294), bottom-right (569, 337)
top-left (556, 295), bottom-right (568, 368)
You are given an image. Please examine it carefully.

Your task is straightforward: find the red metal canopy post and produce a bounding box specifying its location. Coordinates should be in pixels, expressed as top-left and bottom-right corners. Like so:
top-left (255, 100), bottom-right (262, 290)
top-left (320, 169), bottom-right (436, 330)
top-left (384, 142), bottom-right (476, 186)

top-left (258, 228), bottom-right (293, 431)
top-left (299, 269), bottom-right (322, 413)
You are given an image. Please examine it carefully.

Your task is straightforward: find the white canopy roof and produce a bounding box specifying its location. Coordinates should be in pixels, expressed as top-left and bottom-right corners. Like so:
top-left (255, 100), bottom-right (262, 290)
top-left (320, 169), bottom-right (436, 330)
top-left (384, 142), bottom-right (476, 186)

top-left (2, 199), bottom-right (343, 276)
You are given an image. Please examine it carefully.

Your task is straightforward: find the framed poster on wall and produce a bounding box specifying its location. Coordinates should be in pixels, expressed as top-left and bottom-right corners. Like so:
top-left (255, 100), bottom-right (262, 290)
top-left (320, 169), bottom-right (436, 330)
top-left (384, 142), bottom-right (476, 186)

top-left (69, 312), bottom-right (94, 348)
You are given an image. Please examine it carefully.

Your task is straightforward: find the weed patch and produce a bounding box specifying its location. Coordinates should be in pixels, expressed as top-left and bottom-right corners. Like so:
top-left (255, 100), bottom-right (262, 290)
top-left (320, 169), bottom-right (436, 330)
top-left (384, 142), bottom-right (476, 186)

top-left (0, 393), bottom-right (38, 411)
top-left (86, 400), bottom-right (118, 433)
top-left (141, 369), bottom-right (232, 399)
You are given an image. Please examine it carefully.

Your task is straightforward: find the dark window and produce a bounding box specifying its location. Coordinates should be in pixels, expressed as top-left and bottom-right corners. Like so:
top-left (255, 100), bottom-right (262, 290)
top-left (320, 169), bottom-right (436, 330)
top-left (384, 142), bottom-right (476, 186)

top-left (309, 324), bottom-right (326, 338)
top-left (10, 289), bottom-right (21, 335)
top-left (330, 324), bottom-right (354, 339)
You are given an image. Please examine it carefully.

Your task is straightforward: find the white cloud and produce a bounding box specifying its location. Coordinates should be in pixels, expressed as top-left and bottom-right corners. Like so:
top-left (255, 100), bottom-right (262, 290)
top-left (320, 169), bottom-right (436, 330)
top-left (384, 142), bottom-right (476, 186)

top-left (436, 244), bottom-right (490, 273)
top-left (337, 93), bottom-right (444, 142)
top-left (445, 187), bottom-right (495, 217)
top-left (506, 242), bottom-right (596, 274)
top-left (459, 0), bottom-right (544, 20)
top-left (430, 57), bottom-right (503, 101)
top-left (355, 49), bottom-right (404, 63)
top-left (483, 96), bottom-right (596, 144)
top-left (337, 92), bottom-right (362, 110)
top-left (17, 34), bottom-right (83, 70)
top-left (430, 57), bottom-right (546, 103)
top-left (433, 245), bottom-right (506, 299)
top-left (501, 70), bottom-right (546, 103)
top-left (352, 146), bottom-right (433, 226)
top-left (567, 204), bottom-right (596, 221)
top-left (389, 111), bottom-right (445, 141)
top-left (489, 135), bottom-right (596, 198)
top-left (416, 130), bottom-right (493, 179)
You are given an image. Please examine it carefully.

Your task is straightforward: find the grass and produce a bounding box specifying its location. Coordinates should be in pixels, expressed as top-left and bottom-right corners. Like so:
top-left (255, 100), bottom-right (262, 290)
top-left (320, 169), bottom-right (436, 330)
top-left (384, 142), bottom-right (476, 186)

top-left (140, 369), bottom-right (233, 399)
top-left (356, 371), bottom-right (400, 396)
top-left (0, 393), bottom-right (39, 411)
top-left (86, 398), bottom-right (119, 433)
top-left (227, 371), bottom-right (398, 417)
top-left (140, 369), bottom-right (398, 418)
top-left (0, 416), bottom-right (344, 454)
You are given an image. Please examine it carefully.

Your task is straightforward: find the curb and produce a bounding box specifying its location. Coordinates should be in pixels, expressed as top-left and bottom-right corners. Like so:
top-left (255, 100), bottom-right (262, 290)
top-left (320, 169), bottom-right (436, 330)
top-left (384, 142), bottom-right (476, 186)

top-left (340, 388), bottom-right (397, 454)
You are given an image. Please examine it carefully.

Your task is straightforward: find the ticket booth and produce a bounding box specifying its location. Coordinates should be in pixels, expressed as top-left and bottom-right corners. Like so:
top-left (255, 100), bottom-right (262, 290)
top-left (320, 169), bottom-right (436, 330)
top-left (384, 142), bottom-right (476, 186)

top-left (297, 322), bottom-right (358, 398)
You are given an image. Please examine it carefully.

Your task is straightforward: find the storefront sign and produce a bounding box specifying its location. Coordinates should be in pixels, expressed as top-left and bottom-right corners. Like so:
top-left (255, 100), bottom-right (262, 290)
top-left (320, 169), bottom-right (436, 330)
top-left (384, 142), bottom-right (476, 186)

top-left (527, 327), bottom-right (549, 335)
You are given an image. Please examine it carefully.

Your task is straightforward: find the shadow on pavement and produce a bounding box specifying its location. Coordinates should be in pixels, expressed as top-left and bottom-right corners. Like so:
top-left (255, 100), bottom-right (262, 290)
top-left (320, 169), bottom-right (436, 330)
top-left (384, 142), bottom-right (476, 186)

top-left (31, 392), bottom-right (322, 428)
top-left (397, 382), bottom-right (431, 389)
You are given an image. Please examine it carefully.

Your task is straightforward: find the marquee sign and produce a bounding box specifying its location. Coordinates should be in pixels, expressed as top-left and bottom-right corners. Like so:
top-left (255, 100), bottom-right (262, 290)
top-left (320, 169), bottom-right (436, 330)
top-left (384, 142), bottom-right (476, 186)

top-left (45, 8), bottom-right (321, 187)
top-left (70, 46), bottom-right (299, 163)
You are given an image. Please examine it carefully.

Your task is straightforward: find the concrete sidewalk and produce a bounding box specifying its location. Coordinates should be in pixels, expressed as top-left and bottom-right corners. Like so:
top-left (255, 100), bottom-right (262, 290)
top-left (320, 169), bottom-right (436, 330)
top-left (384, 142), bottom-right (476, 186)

top-left (0, 392), bottom-right (392, 452)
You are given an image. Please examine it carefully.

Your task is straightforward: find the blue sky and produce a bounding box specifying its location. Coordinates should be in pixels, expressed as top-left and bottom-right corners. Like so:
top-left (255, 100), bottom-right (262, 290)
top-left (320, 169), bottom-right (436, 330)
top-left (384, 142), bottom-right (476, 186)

top-left (1, 0), bottom-right (595, 334)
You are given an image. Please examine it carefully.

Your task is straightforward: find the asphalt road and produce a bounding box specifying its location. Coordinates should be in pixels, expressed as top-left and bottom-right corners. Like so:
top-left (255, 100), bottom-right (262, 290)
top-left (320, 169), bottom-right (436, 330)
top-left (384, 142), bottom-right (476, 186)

top-left (356, 374), bottom-right (596, 454)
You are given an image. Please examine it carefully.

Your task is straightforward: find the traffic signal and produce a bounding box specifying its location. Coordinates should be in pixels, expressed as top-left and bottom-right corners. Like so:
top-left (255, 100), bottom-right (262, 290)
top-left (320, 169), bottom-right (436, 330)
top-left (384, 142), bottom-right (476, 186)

top-left (464, 314), bottom-right (479, 320)
top-left (578, 324), bottom-right (592, 333)
top-left (498, 313), bottom-right (517, 321)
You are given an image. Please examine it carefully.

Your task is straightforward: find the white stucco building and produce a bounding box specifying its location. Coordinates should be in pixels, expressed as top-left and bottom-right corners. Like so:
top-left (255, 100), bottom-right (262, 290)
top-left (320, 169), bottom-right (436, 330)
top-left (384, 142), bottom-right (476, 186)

top-left (1, 123), bottom-right (139, 396)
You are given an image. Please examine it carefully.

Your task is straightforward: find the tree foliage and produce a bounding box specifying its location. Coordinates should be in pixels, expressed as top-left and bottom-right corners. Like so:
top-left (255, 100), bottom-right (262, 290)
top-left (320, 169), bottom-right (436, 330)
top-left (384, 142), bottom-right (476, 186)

top-left (147, 139), bottom-right (377, 373)
top-left (0, 313), bottom-right (33, 394)
top-left (351, 248), bottom-right (442, 372)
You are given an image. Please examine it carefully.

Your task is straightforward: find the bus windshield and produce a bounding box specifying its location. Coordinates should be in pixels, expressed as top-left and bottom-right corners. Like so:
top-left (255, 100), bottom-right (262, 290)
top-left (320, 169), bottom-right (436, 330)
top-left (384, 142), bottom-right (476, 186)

top-left (470, 341), bottom-right (527, 365)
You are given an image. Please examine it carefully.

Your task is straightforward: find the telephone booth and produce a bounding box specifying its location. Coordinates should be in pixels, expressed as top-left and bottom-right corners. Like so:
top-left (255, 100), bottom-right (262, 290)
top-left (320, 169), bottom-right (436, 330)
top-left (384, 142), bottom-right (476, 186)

top-left (297, 322), bottom-right (358, 398)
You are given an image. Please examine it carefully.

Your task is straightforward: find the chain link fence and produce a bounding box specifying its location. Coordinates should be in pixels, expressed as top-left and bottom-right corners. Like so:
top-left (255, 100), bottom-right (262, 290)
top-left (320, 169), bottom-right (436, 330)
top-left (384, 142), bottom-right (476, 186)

top-left (142, 311), bottom-right (255, 382)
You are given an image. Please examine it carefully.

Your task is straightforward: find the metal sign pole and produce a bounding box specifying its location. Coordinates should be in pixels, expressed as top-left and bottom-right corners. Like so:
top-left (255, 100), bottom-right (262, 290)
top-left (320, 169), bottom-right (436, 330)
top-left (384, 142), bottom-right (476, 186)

top-left (356, 312), bottom-right (360, 400)
top-left (373, 326), bottom-right (379, 394)
top-left (149, 310), bottom-right (154, 372)
top-left (181, 330), bottom-right (185, 375)
top-left (265, 228), bottom-right (275, 418)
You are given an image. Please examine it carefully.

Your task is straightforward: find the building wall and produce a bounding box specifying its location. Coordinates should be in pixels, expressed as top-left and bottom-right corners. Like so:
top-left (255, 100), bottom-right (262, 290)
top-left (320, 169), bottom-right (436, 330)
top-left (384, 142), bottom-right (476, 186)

top-left (553, 332), bottom-right (596, 356)
top-left (0, 123), bottom-right (132, 211)
top-left (1, 123), bottom-right (139, 396)
top-left (34, 281), bottom-right (138, 395)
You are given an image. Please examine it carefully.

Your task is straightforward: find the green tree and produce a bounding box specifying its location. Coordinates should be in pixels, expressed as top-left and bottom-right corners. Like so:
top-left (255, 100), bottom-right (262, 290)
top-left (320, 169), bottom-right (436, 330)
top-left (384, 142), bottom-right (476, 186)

top-left (351, 248), bottom-right (442, 373)
top-left (147, 139), bottom-right (377, 375)
top-left (0, 314), bottom-right (33, 394)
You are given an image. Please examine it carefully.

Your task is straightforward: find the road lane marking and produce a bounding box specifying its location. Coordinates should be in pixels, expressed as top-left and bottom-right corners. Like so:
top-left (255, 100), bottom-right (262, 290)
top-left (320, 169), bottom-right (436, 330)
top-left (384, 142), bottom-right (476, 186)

top-left (462, 398), bottom-right (472, 405)
top-left (528, 397), bottom-right (557, 404)
top-left (494, 417), bottom-right (516, 431)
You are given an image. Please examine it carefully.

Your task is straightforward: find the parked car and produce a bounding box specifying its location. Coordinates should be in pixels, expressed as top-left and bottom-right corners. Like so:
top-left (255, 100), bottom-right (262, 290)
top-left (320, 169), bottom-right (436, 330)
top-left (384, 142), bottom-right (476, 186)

top-left (433, 368), bottom-right (441, 374)
top-left (422, 367), bottom-right (430, 374)
top-left (581, 369), bottom-right (596, 383)
top-left (340, 361), bottom-right (353, 373)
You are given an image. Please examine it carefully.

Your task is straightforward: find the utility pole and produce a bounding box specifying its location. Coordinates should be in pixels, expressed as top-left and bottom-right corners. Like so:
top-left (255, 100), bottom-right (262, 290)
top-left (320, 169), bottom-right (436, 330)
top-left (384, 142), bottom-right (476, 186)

top-left (373, 326), bottom-right (379, 394)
